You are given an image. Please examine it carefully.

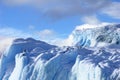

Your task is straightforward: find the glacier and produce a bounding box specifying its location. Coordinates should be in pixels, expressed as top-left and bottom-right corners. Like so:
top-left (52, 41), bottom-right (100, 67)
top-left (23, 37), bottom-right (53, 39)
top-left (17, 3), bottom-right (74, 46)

top-left (0, 23), bottom-right (120, 80)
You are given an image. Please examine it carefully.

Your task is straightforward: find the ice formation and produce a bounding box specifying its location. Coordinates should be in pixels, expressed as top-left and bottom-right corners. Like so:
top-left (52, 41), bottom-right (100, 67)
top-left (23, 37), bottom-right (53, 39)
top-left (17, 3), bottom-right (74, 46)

top-left (0, 23), bottom-right (120, 80)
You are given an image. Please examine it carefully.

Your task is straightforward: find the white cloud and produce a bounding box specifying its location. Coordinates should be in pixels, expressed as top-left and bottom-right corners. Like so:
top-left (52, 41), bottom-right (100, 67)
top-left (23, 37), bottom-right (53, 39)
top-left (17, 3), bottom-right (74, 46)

top-left (1, 0), bottom-right (119, 22)
top-left (28, 25), bottom-right (35, 30)
top-left (48, 35), bottom-right (74, 47)
top-left (102, 2), bottom-right (120, 19)
top-left (37, 29), bottom-right (55, 40)
top-left (0, 27), bottom-right (32, 38)
top-left (1, 0), bottom-right (30, 6)
top-left (82, 15), bottom-right (101, 24)
top-left (0, 27), bottom-right (34, 56)
top-left (36, 29), bottom-right (73, 46)
top-left (1, 0), bottom-right (111, 18)
top-left (0, 27), bottom-right (66, 47)
top-left (0, 26), bottom-right (37, 56)
top-left (0, 36), bottom-right (14, 57)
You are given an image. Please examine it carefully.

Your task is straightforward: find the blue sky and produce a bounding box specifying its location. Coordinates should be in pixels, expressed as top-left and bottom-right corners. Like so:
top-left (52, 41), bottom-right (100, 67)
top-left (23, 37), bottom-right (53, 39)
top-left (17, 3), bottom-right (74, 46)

top-left (0, 0), bottom-right (120, 43)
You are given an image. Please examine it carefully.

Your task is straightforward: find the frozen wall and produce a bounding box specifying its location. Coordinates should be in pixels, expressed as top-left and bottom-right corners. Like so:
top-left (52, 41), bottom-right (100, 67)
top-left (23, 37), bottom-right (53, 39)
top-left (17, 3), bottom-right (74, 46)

top-left (0, 23), bottom-right (120, 80)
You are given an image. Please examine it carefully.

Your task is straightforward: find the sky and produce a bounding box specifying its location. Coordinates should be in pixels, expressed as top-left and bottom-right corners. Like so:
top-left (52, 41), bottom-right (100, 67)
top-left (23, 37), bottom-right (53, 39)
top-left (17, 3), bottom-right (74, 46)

top-left (0, 0), bottom-right (120, 46)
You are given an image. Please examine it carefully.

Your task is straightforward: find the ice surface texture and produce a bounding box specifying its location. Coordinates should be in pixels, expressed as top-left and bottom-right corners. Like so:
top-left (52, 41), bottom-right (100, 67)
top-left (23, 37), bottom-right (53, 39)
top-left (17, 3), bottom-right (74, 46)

top-left (0, 23), bottom-right (120, 80)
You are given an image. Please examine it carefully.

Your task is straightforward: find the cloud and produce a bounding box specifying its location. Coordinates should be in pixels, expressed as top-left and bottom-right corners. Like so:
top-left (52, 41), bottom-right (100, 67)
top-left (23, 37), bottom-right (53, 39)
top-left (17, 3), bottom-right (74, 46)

top-left (37, 29), bottom-right (73, 46)
top-left (0, 27), bottom-right (32, 38)
top-left (37, 29), bottom-right (56, 40)
top-left (0, 27), bottom-right (33, 56)
top-left (0, 26), bottom-right (38, 56)
top-left (0, 36), bottom-right (14, 57)
top-left (28, 25), bottom-right (35, 30)
top-left (48, 35), bottom-right (74, 47)
top-left (82, 15), bottom-right (101, 24)
top-left (1, 0), bottom-right (111, 19)
top-left (1, 0), bottom-right (30, 5)
top-left (102, 2), bottom-right (120, 19)
top-left (0, 27), bottom-right (66, 46)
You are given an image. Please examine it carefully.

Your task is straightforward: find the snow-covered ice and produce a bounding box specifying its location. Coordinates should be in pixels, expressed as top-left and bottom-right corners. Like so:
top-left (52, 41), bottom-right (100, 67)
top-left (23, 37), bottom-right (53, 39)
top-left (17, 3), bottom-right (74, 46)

top-left (0, 23), bottom-right (120, 80)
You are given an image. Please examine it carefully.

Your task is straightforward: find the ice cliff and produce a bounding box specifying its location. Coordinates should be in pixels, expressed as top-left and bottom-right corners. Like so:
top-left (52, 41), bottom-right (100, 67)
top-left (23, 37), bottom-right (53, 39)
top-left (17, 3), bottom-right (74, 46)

top-left (0, 23), bottom-right (120, 80)
top-left (70, 23), bottom-right (120, 47)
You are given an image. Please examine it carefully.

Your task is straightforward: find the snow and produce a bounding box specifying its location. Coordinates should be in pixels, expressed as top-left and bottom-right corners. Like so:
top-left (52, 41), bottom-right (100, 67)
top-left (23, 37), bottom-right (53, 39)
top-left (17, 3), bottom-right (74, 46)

top-left (70, 23), bottom-right (120, 47)
top-left (5, 45), bottom-right (120, 80)
top-left (0, 23), bottom-right (120, 80)
top-left (0, 38), bottom-right (55, 80)
top-left (75, 23), bottom-right (114, 30)
top-left (9, 52), bottom-right (29, 80)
